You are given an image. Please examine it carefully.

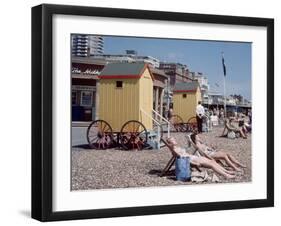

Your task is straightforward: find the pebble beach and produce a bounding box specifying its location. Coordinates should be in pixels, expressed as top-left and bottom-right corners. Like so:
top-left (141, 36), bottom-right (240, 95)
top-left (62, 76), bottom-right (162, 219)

top-left (71, 125), bottom-right (251, 190)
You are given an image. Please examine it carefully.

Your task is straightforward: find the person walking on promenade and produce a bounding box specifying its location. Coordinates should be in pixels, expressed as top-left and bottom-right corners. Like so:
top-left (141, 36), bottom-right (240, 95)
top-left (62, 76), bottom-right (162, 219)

top-left (196, 101), bottom-right (205, 133)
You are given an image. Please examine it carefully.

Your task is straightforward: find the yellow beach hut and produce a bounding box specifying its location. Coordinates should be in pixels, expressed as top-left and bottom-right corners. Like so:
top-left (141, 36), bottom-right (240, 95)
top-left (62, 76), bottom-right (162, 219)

top-left (173, 81), bottom-right (202, 122)
top-left (97, 62), bottom-right (154, 131)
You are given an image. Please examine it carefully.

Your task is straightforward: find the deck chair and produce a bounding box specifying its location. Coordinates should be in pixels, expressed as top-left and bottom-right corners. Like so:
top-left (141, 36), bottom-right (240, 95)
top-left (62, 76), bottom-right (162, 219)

top-left (186, 135), bottom-right (212, 159)
top-left (187, 135), bottom-right (225, 166)
top-left (160, 138), bottom-right (201, 177)
top-left (185, 135), bottom-right (198, 155)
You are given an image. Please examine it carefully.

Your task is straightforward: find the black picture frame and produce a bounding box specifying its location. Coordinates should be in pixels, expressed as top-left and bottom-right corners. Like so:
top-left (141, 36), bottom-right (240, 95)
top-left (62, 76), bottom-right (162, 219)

top-left (32, 4), bottom-right (274, 222)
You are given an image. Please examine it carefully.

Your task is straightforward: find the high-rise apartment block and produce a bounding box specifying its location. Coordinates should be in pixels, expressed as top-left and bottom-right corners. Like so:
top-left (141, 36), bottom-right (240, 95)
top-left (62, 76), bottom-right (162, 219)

top-left (72, 35), bottom-right (104, 57)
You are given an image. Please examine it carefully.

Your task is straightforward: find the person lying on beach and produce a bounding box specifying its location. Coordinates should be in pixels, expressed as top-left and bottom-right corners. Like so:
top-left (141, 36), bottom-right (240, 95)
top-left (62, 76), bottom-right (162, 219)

top-left (166, 137), bottom-right (236, 179)
top-left (189, 132), bottom-right (246, 172)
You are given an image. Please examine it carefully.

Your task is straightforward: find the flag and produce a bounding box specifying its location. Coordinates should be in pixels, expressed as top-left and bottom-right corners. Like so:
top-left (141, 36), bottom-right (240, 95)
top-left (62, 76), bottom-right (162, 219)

top-left (222, 55), bottom-right (226, 77)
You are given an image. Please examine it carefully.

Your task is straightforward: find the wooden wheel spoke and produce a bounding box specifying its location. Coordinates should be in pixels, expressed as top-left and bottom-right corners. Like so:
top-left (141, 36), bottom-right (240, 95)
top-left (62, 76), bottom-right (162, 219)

top-left (97, 139), bottom-right (101, 149)
top-left (128, 123), bottom-right (133, 132)
top-left (132, 122), bottom-right (135, 133)
top-left (120, 120), bottom-right (147, 150)
top-left (97, 121), bottom-right (102, 131)
top-left (122, 125), bottom-right (128, 133)
top-left (135, 124), bottom-right (140, 133)
top-left (90, 137), bottom-right (99, 144)
top-left (136, 138), bottom-right (145, 150)
top-left (104, 128), bottom-right (111, 133)
top-left (102, 123), bottom-right (108, 132)
top-left (135, 129), bottom-right (145, 137)
top-left (87, 120), bottom-right (113, 149)
top-left (121, 132), bottom-right (130, 139)
top-left (170, 115), bottom-right (184, 132)
top-left (127, 135), bottom-right (135, 144)
top-left (89, 130), bottom-right (98, 134)
top-left (101, 137), bottom-right (106, 149)
top-left (135, 142), bottom-right (139, 150)
top-left (125, 124), bottom-right (129, 132)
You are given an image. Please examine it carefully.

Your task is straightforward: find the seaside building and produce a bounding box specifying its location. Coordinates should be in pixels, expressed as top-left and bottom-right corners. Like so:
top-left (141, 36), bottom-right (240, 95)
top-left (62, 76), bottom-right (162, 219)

top-left (71, 35), bottom-right (104, 57)
top-left (207, 91), bottom-right (251, 115)
top-left (71, 57), bottom-right (106, 121)
top-left (207, 91), bottom-right (224, 106)
top-left (189, 72), bottom-right (210, 105)
top-left (71, 57), bottom-right (167, 122)
top-left (159, 62), bottom-right (192, 87)
top-left (90, 51), bottom-right (160, 68)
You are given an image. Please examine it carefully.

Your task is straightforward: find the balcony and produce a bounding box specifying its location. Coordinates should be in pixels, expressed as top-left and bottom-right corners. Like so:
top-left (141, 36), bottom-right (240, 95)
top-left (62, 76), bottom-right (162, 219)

top-left (74, 39), bottom-right (88, 43)
top-left (74, 50), bottom-right (87, 53)
top-left (76, 53), bottom-right (88, 57)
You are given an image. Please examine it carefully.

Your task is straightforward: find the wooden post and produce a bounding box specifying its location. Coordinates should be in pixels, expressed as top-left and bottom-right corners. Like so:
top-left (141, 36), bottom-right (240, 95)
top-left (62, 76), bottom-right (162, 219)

top-left (155, 87), bottom-right (159, 120)
top-left (153, 87), bottom-right (156, 110)
top-left (160, 88), bottom-right (164, 122)
top-left (95, 80), bottom-right (99, 120)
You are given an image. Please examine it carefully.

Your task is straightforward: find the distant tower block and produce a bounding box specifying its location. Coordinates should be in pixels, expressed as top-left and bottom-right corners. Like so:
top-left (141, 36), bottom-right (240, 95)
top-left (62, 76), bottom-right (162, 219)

top-left (72, 35), bottom-right (104, 57)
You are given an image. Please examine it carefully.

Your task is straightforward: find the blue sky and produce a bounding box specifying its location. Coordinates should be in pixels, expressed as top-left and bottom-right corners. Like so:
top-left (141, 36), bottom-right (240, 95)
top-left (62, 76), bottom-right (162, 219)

top-left (103, 36), bottom-right (252, 100)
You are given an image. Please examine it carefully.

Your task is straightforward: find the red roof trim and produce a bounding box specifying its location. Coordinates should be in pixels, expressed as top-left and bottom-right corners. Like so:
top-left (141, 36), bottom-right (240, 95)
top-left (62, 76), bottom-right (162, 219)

top-left (98, 74), bottom-right (141, 79)
top-left (174, 90), bottom-right (196, 93)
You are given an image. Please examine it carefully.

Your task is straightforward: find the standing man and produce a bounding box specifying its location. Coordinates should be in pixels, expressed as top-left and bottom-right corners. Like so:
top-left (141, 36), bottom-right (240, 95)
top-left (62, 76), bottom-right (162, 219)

top-left (196, 101), bottom-right (205, 133)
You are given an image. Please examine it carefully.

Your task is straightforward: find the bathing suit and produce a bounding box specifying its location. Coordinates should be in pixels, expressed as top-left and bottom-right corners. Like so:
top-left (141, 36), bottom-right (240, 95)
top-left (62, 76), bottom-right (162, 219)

top-left (205, 147), bottom-right (216, 156)
top-left (190, 155), bottom-right (199, 162)
top-left (174, 147), bottom-right (189, 157)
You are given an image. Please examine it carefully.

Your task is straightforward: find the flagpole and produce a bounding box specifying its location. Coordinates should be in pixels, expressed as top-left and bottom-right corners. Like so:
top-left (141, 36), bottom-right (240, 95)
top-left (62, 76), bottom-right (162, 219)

top-left (223, 70), bottom-right (226, 117)
top-left (222, 52), bottom-right (227, 117)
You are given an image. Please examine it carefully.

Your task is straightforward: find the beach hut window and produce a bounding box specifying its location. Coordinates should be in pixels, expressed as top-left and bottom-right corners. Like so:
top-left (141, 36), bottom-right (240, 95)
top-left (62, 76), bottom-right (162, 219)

top-left (182, 94), bottom-right (187, 98)
top-left (116, 81), bottom-right (123, 88)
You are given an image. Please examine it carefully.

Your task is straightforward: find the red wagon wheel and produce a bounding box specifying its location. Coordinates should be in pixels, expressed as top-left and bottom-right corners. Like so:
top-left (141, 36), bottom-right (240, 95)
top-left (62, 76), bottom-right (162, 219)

top-left (170, 115), bottom-right (186, 132)
top-left (87, 120), bottom-right (114, 149)
top-left (187, 116), bottom-right (198, 132)
top-left (120, 120), bottom-right (148, 150)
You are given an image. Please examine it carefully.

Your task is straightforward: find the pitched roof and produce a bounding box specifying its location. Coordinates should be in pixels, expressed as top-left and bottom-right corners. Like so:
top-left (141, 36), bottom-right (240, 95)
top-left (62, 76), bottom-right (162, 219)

top-left (98, 62), bottom-right (152, 79)
top-left (173, 82), bottom-right (200, 92)
top-left (149, 67), bottom-right (168, 78)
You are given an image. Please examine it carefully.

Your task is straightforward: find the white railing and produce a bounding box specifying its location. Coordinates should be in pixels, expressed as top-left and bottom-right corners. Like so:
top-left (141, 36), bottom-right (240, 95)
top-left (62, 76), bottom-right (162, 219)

top-left (140, 108), bottom-right (161, 149)
top-left (140, 108), bottom-right (160, 127)
top-left (152, 109), bottom-right (170, 138)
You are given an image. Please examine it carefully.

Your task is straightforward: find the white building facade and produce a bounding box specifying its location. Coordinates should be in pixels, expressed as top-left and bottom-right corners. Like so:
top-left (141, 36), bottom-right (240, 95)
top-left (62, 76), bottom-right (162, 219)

top-left (189, 72), bottom-right (210, 105)
top-left (72, 35), bottom-right (104, 57)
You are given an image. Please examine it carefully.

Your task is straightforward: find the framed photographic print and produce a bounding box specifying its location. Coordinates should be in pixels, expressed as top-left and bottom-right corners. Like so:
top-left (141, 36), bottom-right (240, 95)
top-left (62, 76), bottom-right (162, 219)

top-left (32, 4), bottom-right (274, 221)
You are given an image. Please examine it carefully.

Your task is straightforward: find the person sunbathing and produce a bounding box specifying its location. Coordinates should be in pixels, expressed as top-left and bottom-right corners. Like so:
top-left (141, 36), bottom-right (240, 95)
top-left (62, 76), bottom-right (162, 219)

top-left (166, 137), bottom-right (236, 179)
top-left (227, 117), bottom-right (247, 139)
top-left (189, 133), bottom-right (246, 172)
top-left (239, 115), bottom-right (251, 133)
